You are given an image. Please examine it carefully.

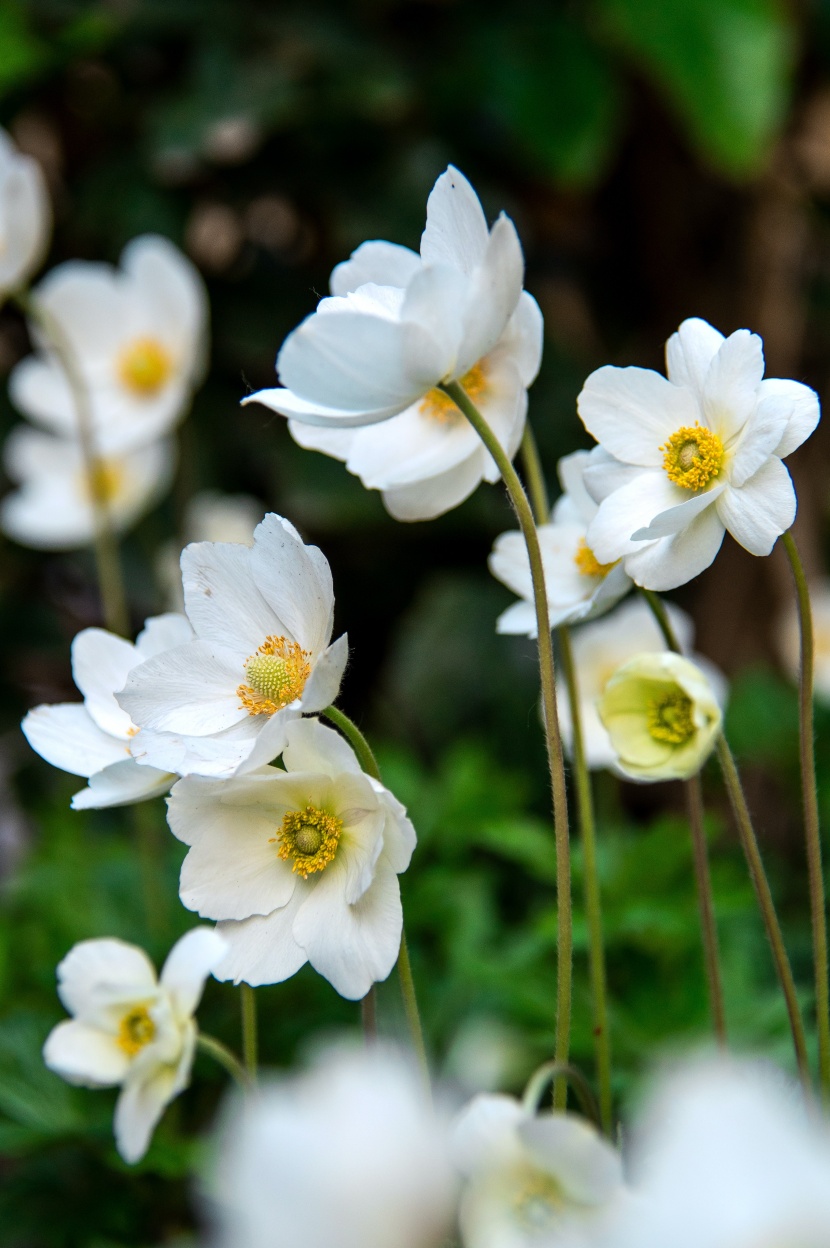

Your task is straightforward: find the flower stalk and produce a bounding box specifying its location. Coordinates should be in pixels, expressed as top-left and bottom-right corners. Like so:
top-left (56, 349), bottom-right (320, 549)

top-left (442, 380), bottom-right (572, 1105)
top-left (240, 983), bottom-right (258, 1081)
top-left (782, 529), bottom-right (830, 1103)
top-left (685, 774), bottom-right (727, 1045)
top-left (197, 1033), bottom-right (250, 1090)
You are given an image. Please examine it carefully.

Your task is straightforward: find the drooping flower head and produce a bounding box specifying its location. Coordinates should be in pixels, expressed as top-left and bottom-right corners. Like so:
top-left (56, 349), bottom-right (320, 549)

top-left (119, 514), bottom-right (348, 779)
top-left (43, 928), bottom-right (226, 1163)
top-left (577, 318), bottom-right (820, 590)
top-left (167, 717), bottom-right (415, 999)
top-left (244, 167), bottom-right (542, 520)
top-left (0, 126), bottom-right (51, 301)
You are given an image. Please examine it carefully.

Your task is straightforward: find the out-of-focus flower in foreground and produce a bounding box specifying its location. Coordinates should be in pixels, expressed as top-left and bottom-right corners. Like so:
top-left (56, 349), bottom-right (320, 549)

top-left (489, 450), bottom-right (631, 635)
top-left (452, 1092), bottom-right (626, 1248)
top-left (119, 514), bottom-right (347, 779)
top-left (598, 651), bottom-right (722, 781)
top-left (778, 576), bottom-right (830, 703)
top-left (11, 235), bottom-right (207, 454)
top-left (205, 1044), bottom-right (455, 1248)
top-left (245, 167), bottom-right (541, 520)
top-left (577, 317), bottom-right (820, 590)
top-left (0, 425), bottom-right (176, 549)
top-left (0, 126), bottom-right (51, 301)
top-left (168, 717), bottom-right (415, 998)
top-left (606, 1057), bottom-right (830, 1248)
top-left (22, 614), bottom-right (191, 808)
top-left (43, 928), bottom-right (226, 1163)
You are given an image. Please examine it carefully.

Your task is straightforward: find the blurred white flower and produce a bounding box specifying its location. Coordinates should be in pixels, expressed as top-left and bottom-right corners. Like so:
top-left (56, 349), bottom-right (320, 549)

top-left (11, 234), bottom-right (207, 454)
top-left (0, 127), bottom-right (51, 300)
top-left (22, 614), bottom-right (191, 809)
top-left (598, 651), bottom-right (722, 782)
top-left (607, 1057), bottom-right (830, 1248)
top-left (578, 318), bottom-right (820, 590)
top-left (156, 489), bottom-right (263, 611)
top-left (206, 1044), bottom-right (454, 1248)
top-left (43, 928), bottom-right (225, 1163)
top-left (452, 1093), bottom-right (626, 1248)
top-left (489, 450), bottom-right (631, 635)
top-left (168, 717), bottom-right (415, 999)
top-left (119, 514), bottom-right (347, 779)
top-left (778, 577), bottom-right (830, 704)
top-left (0, 425), bottom-right (176, 549)
top-left (245, 167), bottom-right (539, 520)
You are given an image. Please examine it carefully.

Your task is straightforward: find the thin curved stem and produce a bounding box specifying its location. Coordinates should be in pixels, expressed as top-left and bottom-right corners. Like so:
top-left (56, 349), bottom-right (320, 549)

top-left (521, 1060), bottom-right (602, 1131)
top-left (686, 774), bottom-right (727, 1045)
top-left (197, 1033), bottom-right (250, 1090)
top-left (397, 930), bottom-right (430, 1090)
top-left (240, 983), bottom-right (258, 1080)
top-left (322, 705), bottom-right (382, 781)
top-left (520, 425), bottom-right (550, 526)
top-left (442, 380), bottom-right (571, 1104)
top-left (782, 529), bottom-right (830, 1103)
top-left (14, 291), bottom-right (129, 636)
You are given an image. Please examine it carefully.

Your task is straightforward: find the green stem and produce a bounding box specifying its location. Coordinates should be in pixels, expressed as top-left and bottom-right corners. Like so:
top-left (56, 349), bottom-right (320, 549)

top-left (240, 983), bottom-right (258, 1080)
top-left (782, 529), bottom-right (830, 1103)
top-left (521, 1059), bottom-right (602, 1131)
top-left (640, 587), bottom-right (677, 651)
top-left (397, 929), bottom-right (430, 1088)
top-left (442, 380), bottom-right (572, 1106)
top-left (520, 425), bottom-right (550, 526)
top-left (361, 986), bottom-right (378, 1043)
top-left (321, 705), bottom-right (381, 781)
top-left (686, 773), bottom-right (727, 1045)
top-left (14, 291), bottom-right (129, 636)
top-left (197, 1033), bottom-right (250, 1090)
top-left (132, 801), bottom-right (166, 939)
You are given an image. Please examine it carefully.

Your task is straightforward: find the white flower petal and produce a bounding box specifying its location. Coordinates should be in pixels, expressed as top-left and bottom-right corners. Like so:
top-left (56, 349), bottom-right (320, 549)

top-left (495, 601), bottom-right (537, 636)
top-left (57, 937), bottom-right (157, 1020)
top-left (759, 377), bottom-right (821, 460)
top-left (135, 613), bottom-right (193, 659)
top-left (71, 759), bottom-right (173, 810)
top-left (452, 1094), bottom-right (525, 1175)
top-left (121, 234), bottom-right (207, 381)
top-left (114, 1063), bottom-right (180, 1163)
top-left (730, 397), bottom-right (791, 489)
top-left (400, 263), bottom-right (465, 366)
top-left (665, 317), bottom-right (724, 395)
top-left (249, 514), bottom-right (333, 656)
top-left (287, 419), bottom-right (355, 460)
top-left (282, 717), bottom-right (362, 778)
top-left (244, 386), bottom-right (405, 428)
top-left (345, 403), bottom-right (478, 490)
top-left (703, 329), bottom-right (765, 443)
top-left (182, 540), bottom-right (279, 657)
top-left (118, 640), bottom-right (247, 735)
top-left (518, 1114), bottom-right (623, 1204)
top-left (71, 628), bottom-right (138, 738)
top-left (159, 927), bottom-right (227, 1021)
top-left (455, 215), bottom-right (524, 377)
top-left (301, 634), bottom-right (349, 713)
top-left (377, 790), bottom-right (417, 876)
top-left (43, 1019), bottom-right (129, 1088)
top-left (330, 240), bottom-right (421, 296)
top-left (129, 717), bottom-right (262, 780)
top-left (22, 703), bottom-right (127, 778)
top-left (382, 450), bottom-right (486, 521)
top-left (420, 166), bottom-right (490, 275)
top-left (716, 458), bottom-right (796, 556)
top-left (631, 483), bottom-right (724, 540)
top-left (214, 891), bottom-right (308, 986)
top-left (494, 291), bottom-right (544, 387)
top-left (623, 506), bottom-right (726, 591)
top-left (578, 366), bottom-right (699, 467)
top-left (8, 353), bottom-right (75, 436)
top-left (588, 471), bottom-right (684, 562)
top-left (581, 448), bottom-right (643, 506)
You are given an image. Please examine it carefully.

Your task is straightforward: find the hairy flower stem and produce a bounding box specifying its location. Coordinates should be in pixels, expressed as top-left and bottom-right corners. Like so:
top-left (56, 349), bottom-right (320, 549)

top-left (322, 704), bottom-right (430, 1082)
top-left (14, 291), bottom-right (129, 637)
top-left (518, 426), bottom-right (613, 1131)
top-left (240, 983), bottom-right (258, 1080)
top-left (441, 381), bottom-right (572, 1105)
top-left (782, 529), bottom-right (830, 1103)
top-left (642, 590), bottom-right (809, 1086)
top-left (686, 774), bottom-right (727, 1045)
top-left (197, 1033), bottom-right (250, 1090)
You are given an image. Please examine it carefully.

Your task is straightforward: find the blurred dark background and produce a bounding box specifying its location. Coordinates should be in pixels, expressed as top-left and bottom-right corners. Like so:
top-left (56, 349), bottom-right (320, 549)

top-left (1, 2), bottom-right (830, 1244)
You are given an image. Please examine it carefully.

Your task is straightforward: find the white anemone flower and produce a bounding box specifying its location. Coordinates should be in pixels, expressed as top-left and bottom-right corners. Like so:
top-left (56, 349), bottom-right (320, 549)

top-left (22, 614), bottom-right (192, 809)
top-left (118, 514), bottom-right (348, 780)
top-left (452, 1093), bottom-right (626, 1248)
top-left (577, 318), bottom-right (820, 591)
top-left (10, 235), bottom-right (207, 455)
top-left (167, 717), bottom-right (415, 999)
top-left (608, 1057), bottom-right (830, 1248)
top-left (43, 927), bottom-right (226, 1164)
top-left (489, 450), bottom-right (632, 635)
top-left (244, 167), bottom-right (538, 520)
top-left (778, 577), bottom-right (830, 704)
top-left (157, 488), bottom-right (263, 612)
top-left (0, 127), bottom-right (51, 300)
top-left (0, 425), bottom-right (175, 549)
top-left (206, 1044), bottom-right (454, 1248)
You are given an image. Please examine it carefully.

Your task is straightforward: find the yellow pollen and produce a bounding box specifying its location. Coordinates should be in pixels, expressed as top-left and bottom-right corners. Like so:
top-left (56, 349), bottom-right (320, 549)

top-left (419, 362), bottom-right (489, 424)
top-left (82, 458), bottom-right (125, 506)
top-left (117, 1004), bottom-right (156, 1057)
top-left (647, 690), bottom-right (696, 744)
top-left (513, 1173), bottom-right (564, 1232)
top-left (237, 636), bottom-right (312, 716)
top-left (661, 423), bottom-right (724, 490)
top-left (272, 804), bottom-right (343, 878)
top-left (117, 337), bottom-right (172, 396)
top-left (573, 538), bottom-right (617, 579)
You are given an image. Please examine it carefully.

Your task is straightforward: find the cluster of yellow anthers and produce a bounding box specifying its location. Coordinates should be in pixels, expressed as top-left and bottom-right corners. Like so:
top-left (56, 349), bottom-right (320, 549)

top-left (117, 336), bottom-right (173, 396)
top-left (661, 423), bottom-right (724, 491)
top-left (646, 690), bottom-right (695, 745)
top-left (419, 362), bottom-right (489, 424)
top-left (573, 537), bottom-right (617, 579)
top-left (237, 635), bottom-right (312, 715)
top-left (117, 1005), bottom-right (156, 1057)
top-left (273, 805), bottom-right (343, 878)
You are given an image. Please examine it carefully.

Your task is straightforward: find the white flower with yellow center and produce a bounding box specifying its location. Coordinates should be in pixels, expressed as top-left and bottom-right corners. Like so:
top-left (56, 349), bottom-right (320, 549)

top-left (244, 167), bottom-right (538, 520)
top-left (166, 717), bottom-right (415, 999)
top-left (22, 614), bottom-right (191, 809)
top-left (452, 1093), bottom-right (626, 1248)
top-left (207, 1044), bottom-right (455, 1248)
top-left (118, 513), bottom-right (348, 779)
top-left (598, 651), bottom-right (722, 782)
top-left (0, 127), bottom-right (51, 300)
top-left (577, 318), bottom-right (820, 590)
top-left (10, 235), bottom-right (207, 454)
top-left (489, 450), bottom-right (632, 635)
top-left (778, 577), bottom-right (830, 705)
top-left (0, 425), bottom-right (175, 549)
top-left (43, 927), bottom-right (226, 1163)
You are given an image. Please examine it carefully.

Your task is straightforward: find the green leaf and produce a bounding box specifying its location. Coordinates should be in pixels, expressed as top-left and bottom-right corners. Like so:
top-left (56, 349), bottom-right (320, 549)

top-left (598, 0), bottom-right (795, 176)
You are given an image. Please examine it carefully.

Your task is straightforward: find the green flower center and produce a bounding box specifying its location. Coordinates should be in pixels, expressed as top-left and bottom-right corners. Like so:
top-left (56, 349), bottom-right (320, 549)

top-left (647, 690), bottom-right (695, 744)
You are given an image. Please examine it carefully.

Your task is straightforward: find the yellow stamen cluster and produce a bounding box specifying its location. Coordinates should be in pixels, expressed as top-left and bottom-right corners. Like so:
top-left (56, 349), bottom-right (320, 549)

top-left (238, 636), bottom-right (312, 716)
top-left (661, 423), bottom-right (724, 491)
top-left (419, 362), bottom-right (489, 424)
top-left (117, 1004), bottom-right (156, 1057)
top-left (117, 337), bottom-right (173, 396)
top-left (272, 804), bottom-right (343, 878)
top-left (513, 1173), bottom-right (564, 1232)
top-left (647, 690), bottom-right (695, 744)
top-left (573, 537), bottom-right (617, 579)
top-left (86, 458), bottom-right (125, 505)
